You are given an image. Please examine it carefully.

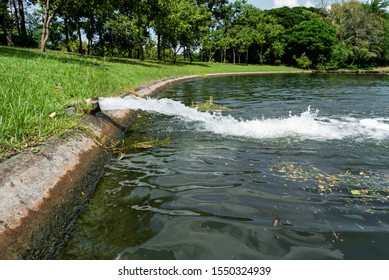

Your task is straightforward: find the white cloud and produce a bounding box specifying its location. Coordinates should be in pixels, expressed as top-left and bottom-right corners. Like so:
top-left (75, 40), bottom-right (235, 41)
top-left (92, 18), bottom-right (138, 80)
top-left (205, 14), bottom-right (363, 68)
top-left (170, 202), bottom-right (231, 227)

top-left (273, 0), bottom-right (300, 8)
top-left (305, 0), bottom-right (315, 7)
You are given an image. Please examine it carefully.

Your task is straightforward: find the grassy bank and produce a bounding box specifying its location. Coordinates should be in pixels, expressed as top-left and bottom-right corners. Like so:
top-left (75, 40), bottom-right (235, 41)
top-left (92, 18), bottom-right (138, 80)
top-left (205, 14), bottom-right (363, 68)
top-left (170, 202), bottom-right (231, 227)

top-left (0, 46), bottom-right (297, 158)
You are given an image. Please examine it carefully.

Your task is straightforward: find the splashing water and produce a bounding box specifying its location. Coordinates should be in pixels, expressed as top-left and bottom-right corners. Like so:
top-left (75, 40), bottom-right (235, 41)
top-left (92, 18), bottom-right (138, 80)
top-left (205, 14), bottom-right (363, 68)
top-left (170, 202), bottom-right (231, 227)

top-left (99, 95), bottom-right (389, 141)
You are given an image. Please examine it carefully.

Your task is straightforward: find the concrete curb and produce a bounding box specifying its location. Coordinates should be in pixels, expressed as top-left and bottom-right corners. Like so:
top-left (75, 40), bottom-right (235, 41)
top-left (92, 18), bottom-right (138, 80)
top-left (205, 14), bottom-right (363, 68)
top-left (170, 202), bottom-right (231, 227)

top-left (0, 108), bottom-right (135, 259)
top-left (0, 70), bottom-right (347, 259)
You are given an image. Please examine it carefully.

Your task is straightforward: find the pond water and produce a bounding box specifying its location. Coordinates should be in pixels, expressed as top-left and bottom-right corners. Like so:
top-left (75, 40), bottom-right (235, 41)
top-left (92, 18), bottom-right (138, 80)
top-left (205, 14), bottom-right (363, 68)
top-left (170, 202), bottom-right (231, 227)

top-left (58, 74), bottom-right (389, 260)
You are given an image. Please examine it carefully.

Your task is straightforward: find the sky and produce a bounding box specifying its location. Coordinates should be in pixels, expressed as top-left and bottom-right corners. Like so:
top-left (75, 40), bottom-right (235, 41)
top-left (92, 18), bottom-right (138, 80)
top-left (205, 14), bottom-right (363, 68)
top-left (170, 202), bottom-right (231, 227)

top-left (244, 0), bottom-right (319, 10)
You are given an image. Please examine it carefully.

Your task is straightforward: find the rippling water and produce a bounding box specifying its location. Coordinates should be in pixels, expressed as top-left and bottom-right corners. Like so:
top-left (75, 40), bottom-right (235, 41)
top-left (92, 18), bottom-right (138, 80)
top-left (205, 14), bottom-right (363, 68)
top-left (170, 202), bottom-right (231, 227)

top-left (58, 74), bottom-right (389, 260)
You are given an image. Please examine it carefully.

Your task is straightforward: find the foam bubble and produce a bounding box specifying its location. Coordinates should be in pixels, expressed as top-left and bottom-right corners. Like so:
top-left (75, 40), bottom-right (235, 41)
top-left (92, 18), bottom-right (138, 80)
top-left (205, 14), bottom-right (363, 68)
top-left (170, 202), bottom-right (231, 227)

top-left (99, 96), bottom-right (389, 141)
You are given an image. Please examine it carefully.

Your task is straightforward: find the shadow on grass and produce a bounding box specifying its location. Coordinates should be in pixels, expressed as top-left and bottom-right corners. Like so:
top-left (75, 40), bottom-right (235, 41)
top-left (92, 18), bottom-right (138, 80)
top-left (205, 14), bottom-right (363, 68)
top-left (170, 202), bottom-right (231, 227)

top-left (0, 46), bottom-right (212, 69)
top-left (0, 46), bottom-right (161, 69)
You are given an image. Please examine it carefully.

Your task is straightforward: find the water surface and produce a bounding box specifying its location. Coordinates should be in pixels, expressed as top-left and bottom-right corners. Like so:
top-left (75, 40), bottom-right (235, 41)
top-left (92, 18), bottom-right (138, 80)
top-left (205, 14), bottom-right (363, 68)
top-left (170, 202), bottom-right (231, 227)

top-left (58, 74), bottom-right (389, 259)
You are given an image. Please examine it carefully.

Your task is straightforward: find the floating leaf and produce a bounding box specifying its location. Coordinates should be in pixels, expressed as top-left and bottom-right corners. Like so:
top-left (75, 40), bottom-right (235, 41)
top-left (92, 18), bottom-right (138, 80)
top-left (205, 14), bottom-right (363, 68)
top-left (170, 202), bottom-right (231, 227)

top-left (351, 189), bottom-right (369, 195)
top-left (329, 175), bottom-right (338, 181)
top-left (360, 189), bottom-right (369, 195)
top-left (351, 190), bottom-right (361, 195)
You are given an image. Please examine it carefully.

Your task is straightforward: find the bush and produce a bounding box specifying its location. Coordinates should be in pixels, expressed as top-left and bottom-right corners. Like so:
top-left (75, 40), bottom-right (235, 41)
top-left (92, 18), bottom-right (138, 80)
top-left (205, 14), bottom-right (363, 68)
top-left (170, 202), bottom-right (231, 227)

top-left (293, 55), bottom-right (312, 69)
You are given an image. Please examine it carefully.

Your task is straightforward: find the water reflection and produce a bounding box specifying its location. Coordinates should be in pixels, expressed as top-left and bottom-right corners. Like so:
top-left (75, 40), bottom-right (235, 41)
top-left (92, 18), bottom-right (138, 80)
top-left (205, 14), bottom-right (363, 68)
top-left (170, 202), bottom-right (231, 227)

top-left (119, 218), bottom-right (343, 260)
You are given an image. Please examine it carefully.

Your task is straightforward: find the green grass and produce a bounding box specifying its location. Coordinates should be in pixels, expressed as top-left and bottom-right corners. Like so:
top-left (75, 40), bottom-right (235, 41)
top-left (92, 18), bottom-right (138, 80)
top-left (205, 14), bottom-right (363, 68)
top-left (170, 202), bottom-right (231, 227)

top-left (0, 46), bottom-right (298, 158)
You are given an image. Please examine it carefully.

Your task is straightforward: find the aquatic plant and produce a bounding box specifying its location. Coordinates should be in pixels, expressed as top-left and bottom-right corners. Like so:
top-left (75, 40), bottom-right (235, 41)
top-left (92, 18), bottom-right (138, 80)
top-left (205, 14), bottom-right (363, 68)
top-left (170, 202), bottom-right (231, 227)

top-left (190, 96), bottom-right (233, 112)
top-left (132, 137), bottom-right (171, 149)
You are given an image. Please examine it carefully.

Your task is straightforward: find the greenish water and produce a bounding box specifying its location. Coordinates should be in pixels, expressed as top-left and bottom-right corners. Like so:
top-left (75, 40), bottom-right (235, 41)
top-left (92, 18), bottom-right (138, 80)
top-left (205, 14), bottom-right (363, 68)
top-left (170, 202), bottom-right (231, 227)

top-left (58, 74), bottom-right (389, 259)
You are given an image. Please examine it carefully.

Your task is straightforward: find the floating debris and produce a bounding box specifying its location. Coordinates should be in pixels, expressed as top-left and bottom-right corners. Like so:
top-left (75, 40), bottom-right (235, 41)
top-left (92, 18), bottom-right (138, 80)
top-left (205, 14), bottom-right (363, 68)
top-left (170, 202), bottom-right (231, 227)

top-left (355, 223), bottom-right (365, 230)
top-left (190, 96), bottom-right (233, 112)
top-left (269, 161), bottom-right (389, 205)
top-left (272, 216), bottom-right (281, 227)
top-left (132, 137), bottom-right (171, 149)
top-left (331, 231), bottom-right (344, 242)
top-left (117, 152), bottom-right (126, 160)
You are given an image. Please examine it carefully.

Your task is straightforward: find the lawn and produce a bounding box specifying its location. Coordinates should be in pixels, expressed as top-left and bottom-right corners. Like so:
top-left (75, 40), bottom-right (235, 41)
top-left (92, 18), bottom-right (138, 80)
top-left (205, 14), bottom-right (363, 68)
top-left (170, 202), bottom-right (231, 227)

top-left (0, 46), bottom-right (297, 158)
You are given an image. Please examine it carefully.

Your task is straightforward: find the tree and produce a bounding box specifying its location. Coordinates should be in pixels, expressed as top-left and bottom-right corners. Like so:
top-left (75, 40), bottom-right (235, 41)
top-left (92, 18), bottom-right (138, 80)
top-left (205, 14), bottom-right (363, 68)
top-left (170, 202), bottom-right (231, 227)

top-left (381, 19), bottom-right (389, 65)
top-left (265, 6), bottom-right (323, 65)
top-left (266, 6), bottom-right (320, 29)
top-left (18, 0), bottom-right (27, 37)
top-left (364, 0), bottom-right (389, 17)
top-left (38, 0), bottom-right (68, 52)
top-left (12, 0), bottom-right (27, 39)
top-left (237, 5), bottom-right (285, 64)
top-left (84, 0), bottom-right (115, 56)
top-left (0, 0), bottom-right (14, 45)
top-left (7, 0), bottom-right (27, 39)
top-left (287, 17), bottom-right (336, 67)
top-left (104, 14), bottom-right (136, 57)
top-left (212, 0), bottom-right (247, 63)
top-left (200, 28), bottom-right (220, 62)
top-left (329, 0), bottom-right (385, 66)
top-left (60, 0), bottom-right (87, 54)
top-left (150, 0), bottom-right (169, 60)
top-left (227, 5), bottom-right (260, 64)
top-left (152, 0), bottom-right (210, 63)
top-left (180, 3), bottom-right (210, 63)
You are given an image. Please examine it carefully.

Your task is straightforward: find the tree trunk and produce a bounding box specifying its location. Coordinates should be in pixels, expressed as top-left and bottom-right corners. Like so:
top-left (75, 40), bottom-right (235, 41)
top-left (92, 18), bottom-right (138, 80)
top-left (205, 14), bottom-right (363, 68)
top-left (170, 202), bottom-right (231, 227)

top-left (87, 40), bottom-right (92, 55)
top-left (259, 46), bottom-right (264, 64)
top-left (64, 16), bottom-right (71, 52)
top-left (40, 0), bottom-right (67, 52)
top-left (189, 49), bottom-right (193, 64)
top-left (12, 0), bottom-right (21, 36)
top-left (157, 33), bottom-right (161, 60)
top-left (40, 0), bottom-right (52, 52)
top-left (208, 50), bottom-right (215, 62)
top-left (173, 50), bottom-right (177, 64)
top-left (98, 30), bottom-right (104, 56)
top-left (172, 46), bottom-right (181, 64)
top-left (18, 0), bottom-right (26, 37)
top-left (76, 19), bottom-right (83, 54)
top-left (0, 12), bottom-right (14, 46)
top-left (138, 41), bottom-right (144, 60)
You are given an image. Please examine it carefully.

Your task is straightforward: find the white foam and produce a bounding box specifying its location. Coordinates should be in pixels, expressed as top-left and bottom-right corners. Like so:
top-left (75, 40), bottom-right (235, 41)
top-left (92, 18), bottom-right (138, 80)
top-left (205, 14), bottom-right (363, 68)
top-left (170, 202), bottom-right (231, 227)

top-left (99, 96), bottom-right (389, 141)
